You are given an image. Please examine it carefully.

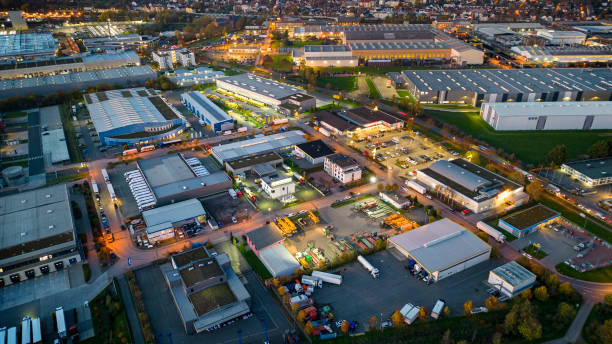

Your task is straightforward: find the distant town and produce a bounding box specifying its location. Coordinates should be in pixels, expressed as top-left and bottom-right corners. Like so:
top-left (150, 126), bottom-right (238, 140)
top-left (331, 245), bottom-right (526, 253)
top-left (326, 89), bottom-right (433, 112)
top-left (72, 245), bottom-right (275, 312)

top-left (0, 1), bottom-right (612, 344)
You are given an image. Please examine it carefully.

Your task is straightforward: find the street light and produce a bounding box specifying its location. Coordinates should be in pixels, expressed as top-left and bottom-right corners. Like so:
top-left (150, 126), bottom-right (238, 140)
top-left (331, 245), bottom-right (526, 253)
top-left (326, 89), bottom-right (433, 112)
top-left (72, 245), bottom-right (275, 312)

top-left (370, 176), bottom-right (377, 183)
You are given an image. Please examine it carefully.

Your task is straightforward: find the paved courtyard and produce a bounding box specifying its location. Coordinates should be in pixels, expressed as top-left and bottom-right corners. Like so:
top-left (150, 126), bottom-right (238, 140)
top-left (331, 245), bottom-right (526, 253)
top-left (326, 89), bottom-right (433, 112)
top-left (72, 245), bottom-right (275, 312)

top-left (0, 270), bottom-right (70, 311)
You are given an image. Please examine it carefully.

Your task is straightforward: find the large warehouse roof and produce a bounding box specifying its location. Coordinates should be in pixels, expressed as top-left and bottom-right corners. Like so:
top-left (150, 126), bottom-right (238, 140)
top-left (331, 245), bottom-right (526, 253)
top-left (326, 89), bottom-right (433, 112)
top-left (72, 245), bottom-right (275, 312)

top-left (345, 30), bottom-right (434, 41)
top-left (485, 101), bottom-right (612, 117)
top-left (563, 157), bottom-right (612, 180)
top-left (0, 33), bottom-right (56, 58)
top-left (85, 87), bottom-right (180, 133)
top-left (212, 131), bottom-right (306, 163)
top-left (142, 198), bottom-right (205, 227)
top-left (402, 68), bottom-right (612, 93)
top-left (217, 73), bottom-right (302, 100)
top-left (389, 218), bottom-right (490, 273)
top-left (182, 91), bottom-right (231, 123)
top-left (0, 184), bottom-right (75, 262)
top-left (349, 41), bottom-right (447, 51)
top-left (304, 45), bottom-right (350, 53)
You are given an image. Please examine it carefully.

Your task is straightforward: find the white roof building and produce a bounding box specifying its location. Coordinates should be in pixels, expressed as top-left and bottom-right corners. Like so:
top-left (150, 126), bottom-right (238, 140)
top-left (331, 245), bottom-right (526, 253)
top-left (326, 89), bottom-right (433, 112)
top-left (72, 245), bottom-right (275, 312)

top-left (211, 131), bottom-right (306, 163)
top-left (388, 218), bottom-right (491, 281)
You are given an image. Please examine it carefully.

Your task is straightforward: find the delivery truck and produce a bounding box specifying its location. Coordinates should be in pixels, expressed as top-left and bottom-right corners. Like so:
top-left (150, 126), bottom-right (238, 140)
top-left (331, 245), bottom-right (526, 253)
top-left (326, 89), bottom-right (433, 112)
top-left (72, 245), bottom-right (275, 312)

top-left (311, 271), bottom-right (342, 285)
top-left (357, 255), bottom-right (379, 278)
top-left (476, 221), bottom-right (506, 243)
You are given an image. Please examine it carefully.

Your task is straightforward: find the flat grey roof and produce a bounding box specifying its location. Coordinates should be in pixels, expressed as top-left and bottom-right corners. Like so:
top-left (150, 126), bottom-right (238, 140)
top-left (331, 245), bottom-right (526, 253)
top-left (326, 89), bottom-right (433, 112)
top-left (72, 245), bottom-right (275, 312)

top-left (139, 154), bottom-right (195, 188)
top-left (246, 225), bottom-right (284, 251)
top-left (490, 261), bottom-right (536, 287)
top-left (345, 31), bottom-right (435, 42)
top-left (153, 171), bottom-right (230, 199)
top-left (259, 244), bottom-right (301, 278)
top-left (304, 45), bottom-right (350, 52)
top-left (226, 151), bottom-right (283, 170)
top-left (563, 157), bottom-right (612, 180)
top-left (349, 41), bottom-right (447, 51)
top-left (182, 91), bottom-right (231, 123)
top-left (485, 101), bottom-right (612, 117)
top-left (0, 184), bottom-right (75, 263)
top-left (212, 131), bottom-right (306, 163)
top-left (217, 73), bottom-right (302, 100)
top-left (0, 33), bottom-right (56, 58)
top-left (389, 218), bottom-right (490, 273)
top-left (401, 68), bottom-right (612, 94)
top-left (142, 199), bottom-right (205, 227)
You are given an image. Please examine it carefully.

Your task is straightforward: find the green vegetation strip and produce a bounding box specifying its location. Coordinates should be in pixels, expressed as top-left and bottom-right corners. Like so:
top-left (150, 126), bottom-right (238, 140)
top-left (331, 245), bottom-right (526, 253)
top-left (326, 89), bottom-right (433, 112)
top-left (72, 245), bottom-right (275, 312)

top-left (82, 286), bottom-right (132, 344)
top-left (485, 219), bottom-right (518, 242)
top-left (59, 104), bottom-right (84, 163)
top-left (582, 302), bottom-right (612, 344)
top-left (365, 78), bottom-right (381, 99)
top-left (555, 263), bottom-right (612, 283)
top-left (3, 111), bottom-right (27, 118)
top-left (317, 76), bottom-right (357, 91)
top-left (331, 194), bottom-right (372, 208)
top-left (426, 109), bottom-right (612, 165)
top-left (237, 243), bottom-right (272, 280)
top-left (523, 244), bottom-right (548, 259)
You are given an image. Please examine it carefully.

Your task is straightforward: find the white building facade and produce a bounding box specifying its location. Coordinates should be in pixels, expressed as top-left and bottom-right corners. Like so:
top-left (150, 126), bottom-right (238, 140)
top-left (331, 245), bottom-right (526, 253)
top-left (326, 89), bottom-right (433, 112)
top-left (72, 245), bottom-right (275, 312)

top-left (153, 48), bottom-right (196, 69)
top-left (324, 154), bottom-right (362, 184)
top-left (261, 175), bottom-right (295, 199)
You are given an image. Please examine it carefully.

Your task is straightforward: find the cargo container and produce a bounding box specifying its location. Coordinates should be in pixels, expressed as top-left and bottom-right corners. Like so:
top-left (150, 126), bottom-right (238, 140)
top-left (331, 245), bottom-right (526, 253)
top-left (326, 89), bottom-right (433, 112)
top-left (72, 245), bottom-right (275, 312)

top-left (6, 327), bottom-right (16, 344)
top-left (91, 181), bottom-right (99, 194)
top-left (56, 307), bottom-right (67, 339)
top-left (31, 318), bottom-right (42, 344)
top-left (21, 317), bottom-right (31, 344)
top-left (431, 299), bottom-right (445, 320)
top-left (404, 306), bottom-right (420, 324)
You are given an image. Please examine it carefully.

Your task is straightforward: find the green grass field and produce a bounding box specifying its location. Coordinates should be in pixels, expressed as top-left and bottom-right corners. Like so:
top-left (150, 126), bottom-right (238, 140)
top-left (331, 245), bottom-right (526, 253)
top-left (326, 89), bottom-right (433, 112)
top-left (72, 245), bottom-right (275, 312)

top-left (365, 78), bottom-right (381, 99)
top-left (556, 263), bottom-right (612, 283)
top-left (317, 76), bottom-right (357, 91)
top-left (523, 244), bottom-right (548, 259)
top-left (426, 109), bottom-right (612, 165)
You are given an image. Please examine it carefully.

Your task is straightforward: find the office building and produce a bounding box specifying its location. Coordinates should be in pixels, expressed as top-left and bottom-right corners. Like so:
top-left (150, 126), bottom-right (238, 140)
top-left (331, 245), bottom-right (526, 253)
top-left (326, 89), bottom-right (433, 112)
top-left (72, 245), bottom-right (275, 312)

top-left (488, 261), bottom-right (536, 297)
top-left (136, 154), bottom-right (232, 206)
top-left (167, 67), bottom-right (224, 87)
top-left (211, 131), bottom-right (306, 164)
top-left (324, 153), bottom-right (361, 184)
top-left (0, 33), bottom-right (56, 59)
top-left (0, 184), bottom-right (80, 287)
top-left (216, 74), bottom-right (316, 112)
top-left (480, 101), bottom-right (612, 131)
top-left (84, 87), bottom-right (186, 146)
top-left (164, 246), bottom-right (251, 334)
top-left (181, 91), bottom-right (234, 132)
top-left (152, 49), bottom-right (196, 69)
top-left (561, 157), bottom-right (612, 187)
top-left (293, 140), bottom-right (334, 165)
top-left (261, 174), bottom-right (295, 201)
top-left (388, 218), bottom-right (491, 282)
top-left (0, 65), bottom-right (156, 99)
top-left (401, 68), bottom-right (612, 106)
top-left (416, 159), bottom-right (526, 214)
top-left (497, 204), bottom-right (560, 238)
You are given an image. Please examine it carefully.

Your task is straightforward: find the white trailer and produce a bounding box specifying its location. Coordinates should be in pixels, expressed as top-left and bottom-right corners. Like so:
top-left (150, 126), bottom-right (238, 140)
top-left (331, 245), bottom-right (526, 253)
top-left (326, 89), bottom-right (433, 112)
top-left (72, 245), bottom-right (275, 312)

top-left (399, 303), bottom-right (414, 318)
top-left (56, 307), bottom-right (67, 339)
top-left (357, 255), bottom-right (379, 278)
top-left (431, 299), bottom-right (445, 320)
top-left (301, 275), bottom-right (323, 288)
top-left (318, 127), bottom-right (330, 137)
top-left (6, 327), bottom-right (16, 344)
top-left (237, 127), bottom-right (248, 133)
top-left (106, 183), bottom-right (116, 200)
top-left (228, 188), bottom-right (237, 199)
top-left (405, 180), bottom-right (426, 195)
top-left (91, 181), bottom-right (99, 194)
top-left (404, 305), bottom-right (420, 324)
top-left (0, 327), bottom-right (6, 344)
top-left (101, 168), bottom-right (110, 183)
top-left (31, 318), bottom-right (41, 344)
top-left (311, 270), bottom-right (342, 285)
top-left (21, 317), bottom-right (31, 344)
top-left (476, 221), bottom-right (506, 243)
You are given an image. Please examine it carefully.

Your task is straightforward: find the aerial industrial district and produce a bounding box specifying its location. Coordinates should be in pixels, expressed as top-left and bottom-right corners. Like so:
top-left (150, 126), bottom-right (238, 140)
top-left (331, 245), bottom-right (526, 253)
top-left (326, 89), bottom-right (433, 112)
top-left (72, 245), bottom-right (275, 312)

top-left (1, 2), bottom-right (612, 344)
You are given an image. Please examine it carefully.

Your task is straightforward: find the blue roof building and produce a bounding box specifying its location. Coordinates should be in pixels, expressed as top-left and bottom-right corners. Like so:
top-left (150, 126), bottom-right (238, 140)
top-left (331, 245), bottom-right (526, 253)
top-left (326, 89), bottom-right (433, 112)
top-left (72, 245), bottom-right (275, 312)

top-left (181, 91), bottom-right (234, 132)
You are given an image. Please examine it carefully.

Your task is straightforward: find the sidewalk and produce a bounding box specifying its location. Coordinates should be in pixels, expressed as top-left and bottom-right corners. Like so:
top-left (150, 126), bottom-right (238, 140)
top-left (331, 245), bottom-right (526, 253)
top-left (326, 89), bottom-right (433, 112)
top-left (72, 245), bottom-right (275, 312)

top-left (117, 275), bottom-right (145, 344)
top-left (545, 300), bottom-right (594, 344)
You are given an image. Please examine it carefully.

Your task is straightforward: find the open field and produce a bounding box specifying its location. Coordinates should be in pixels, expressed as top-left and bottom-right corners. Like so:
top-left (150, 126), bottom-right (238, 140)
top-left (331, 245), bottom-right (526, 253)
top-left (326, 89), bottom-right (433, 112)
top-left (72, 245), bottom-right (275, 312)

top-left (365, 78), bottom-right (381, 99)
top-left (317, 76), bottom-right (357, 91)
top-left (555, 263), bottom-right (612, 283)
top-left (426, 109), bottom-right (612, 165)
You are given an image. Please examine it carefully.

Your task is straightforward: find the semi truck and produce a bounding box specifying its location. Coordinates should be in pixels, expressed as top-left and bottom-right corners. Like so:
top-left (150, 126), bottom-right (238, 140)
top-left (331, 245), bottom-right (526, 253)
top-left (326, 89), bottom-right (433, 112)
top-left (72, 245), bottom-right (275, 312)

top-left (431, 299), bottom-right (445, 320)
top-left (107, 183), bottom-right (116, 201)
top-left (399, 303), bottom-right (414, 319)
top-left (101, 168), bottom-right (110, 183)
top-left (476, 221), bottom-right (506, 243)
top-left (31, 318), bottom-right (42, 344)
top-left (21, 317), bottom-right (31, 344)
top-left (311, 271), bottom-right (342, 285)
top-left (301, 275), bottom-right (323, 288)
top-left (228, 188), bottom-right (237, 199)
top-left (6, 327), bottom-right (17, 344)
top-left (405, 180), bottom-right (426, 195)
top-left (357, 255), bottom-right (379, 278)
top-left (91, 181), bottom-right (99, 194)
top-left (56, 307), bottom-right (67, 339)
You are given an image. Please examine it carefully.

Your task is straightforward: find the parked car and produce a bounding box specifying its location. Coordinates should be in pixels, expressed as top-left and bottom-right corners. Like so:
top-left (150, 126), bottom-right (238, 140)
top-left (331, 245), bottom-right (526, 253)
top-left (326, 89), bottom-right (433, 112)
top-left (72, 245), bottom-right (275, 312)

top-left (471, 307), bottom-right (488, 314)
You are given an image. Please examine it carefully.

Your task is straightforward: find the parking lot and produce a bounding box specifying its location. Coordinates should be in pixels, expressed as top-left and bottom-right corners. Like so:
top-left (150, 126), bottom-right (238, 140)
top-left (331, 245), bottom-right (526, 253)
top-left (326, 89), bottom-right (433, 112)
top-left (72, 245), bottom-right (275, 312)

top-left (347, 129), bottom-right (458, 180)
top-left (134, 241), bottom-right (293, 344)
top-left (311, 249), bottom-right (499, 331)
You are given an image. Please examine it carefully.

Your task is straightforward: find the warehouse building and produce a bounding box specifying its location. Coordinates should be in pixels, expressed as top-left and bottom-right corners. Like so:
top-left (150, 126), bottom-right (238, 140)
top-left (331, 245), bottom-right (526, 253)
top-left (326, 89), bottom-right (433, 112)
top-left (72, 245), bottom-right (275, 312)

top-left (164, 246), bottom-right (251, 334)
top-left (348, 41), bottom-right (452, 63)
top-left (561, 157), bottom-right (612, 187)
top-left (293, 140), bottom-right (334, 165)
top-left (312, 110), bottom-right (358, 136)
top-left (336, 106), bottom-right (404, 137)
top-left (181, 91), bottom-right (234, 132)
top-left (301, 45), bottom-right (357, 67)
top-left (0, 33), bottom-right (56, 59)
top-left (137, 154), bottom-right (232, 206)
top-left (142, 199), bottom-right (207, 243)
top-left (211, 130), bottom-right (306, 164)
top-left (152, 48), bottom-right (196, 69)
top-left (0, 184), bottom-right (80, 287)
top-left (497, 204), bottom-right (560, 238)
top-left (0, 65), bottom-right (157, 99)
top-left (225, 151), bottom-right (284, 175)
top-left (216, 74), bottom-right (316, 112)
top-left (511, 46), bottom-right (612, 65)
top-left (246, 225), bottom-right (300, 277)
top-left (488, 261), bottom-right (536, 298)
top-left (480, 101), bottom-right (612, 131)
top-left (536, 30), bottom-right (586, 45)
top-left (416, 159), bottom-right (526, 214)
top-left (0, 50), bottom-right (141, 80)
top-left (85, 87), bottom-right (186, 146)
top-left (388, 218), bottom-right (491, 282)
top-left (401, 68), bottom-right (612, 106)
top-left (83, 34), bottom-right (157, 52)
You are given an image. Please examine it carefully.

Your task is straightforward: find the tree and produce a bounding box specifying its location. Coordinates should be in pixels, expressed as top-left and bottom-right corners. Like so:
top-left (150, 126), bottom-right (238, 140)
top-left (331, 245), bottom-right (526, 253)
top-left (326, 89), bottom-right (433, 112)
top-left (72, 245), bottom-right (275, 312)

top-left (477, 232), bottom-right (489, 242)
top-left (485, 163), bottom-right (498, 173)
top-left (368, 315), bottom-right (378, 330)
top-left (525, 181), bottom-right (544, 201)
top-left (377, 183), bottom-right (384, 192)
top-left (418, 306), bottom-right (428, 321)
top-left (443, 306), bottom-right (451, 317)
top-left (521, 289), bottom-right (532, 300)
top-left (555, 302), bottom-right (576, 325)
top-left (464, 300), bottom-right (474, 315)
top-left (341, 320), bottom-right (349, 334)
top-left (559, 282), bottom-right (575, 297)
top-left (297, 310), bottom-right (306, 323)
top-left (490, 246), bottom-right (501, 259)
top-left (385, 184), bottom-right (392, 191)
top-left (391, 183), bottom-right (399, 192)
top-left (304, 321), bottom-right (314, 335)
top-left (588, 139), bottom-right (611, 158)
top-left (504, 299), bottom-right (542, 341)
top-left (465, 150), bottom-right (481, 165)
top-left (441, 329), bottom-right (452, 344)
top-left (605, 293), bottom-right (612, 305)
top-left (492, 332), bottom-right (503, 344)
top-left (545, 273), bottom-right (560, 292)
top-left (391, 310), bottom-right (404, 327)
top-left (546, 144), bottom-right (568, 166)
top-left (485, 296), bottom-right (498, 310)
top-left (594, 319), bottom-right (612, 344)
top-left (508, 170), bottom-right (526, 185)
top-left (534, 286), bottom-right (549, 301)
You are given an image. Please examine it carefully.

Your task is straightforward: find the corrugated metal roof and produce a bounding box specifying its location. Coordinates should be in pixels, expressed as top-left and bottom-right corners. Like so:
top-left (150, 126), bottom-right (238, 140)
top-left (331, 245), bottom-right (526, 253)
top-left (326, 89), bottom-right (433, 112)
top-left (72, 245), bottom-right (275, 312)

top-left (142, 199), bottom-right (205, 227)
top-left (259, 244), bottom-right (301, 278)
